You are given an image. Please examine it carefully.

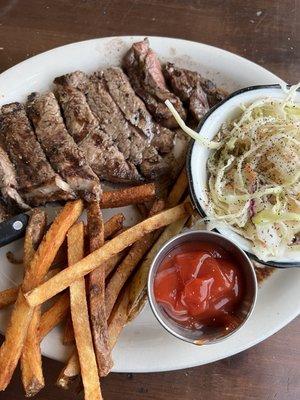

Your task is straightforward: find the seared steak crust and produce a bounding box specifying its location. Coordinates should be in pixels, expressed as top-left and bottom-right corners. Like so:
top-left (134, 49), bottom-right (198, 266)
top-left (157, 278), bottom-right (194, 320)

top-left (55, 72), bottom-right (143, 183)
top-left (0, 102), bottom-right (73, 206)
top-left (27, 92), bottom-right (102, 202)
top-left (123, 38), bottom-right (186, 129)
top-left (164, 63), bottom-right (227, 114)
top-left (164, 63), bottom-right (210, 122)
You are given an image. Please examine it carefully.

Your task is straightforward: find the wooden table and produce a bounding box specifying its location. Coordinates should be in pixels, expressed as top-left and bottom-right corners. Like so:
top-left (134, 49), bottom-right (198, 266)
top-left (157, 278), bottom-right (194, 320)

top-left (0, 0), bottom-right (299, 399)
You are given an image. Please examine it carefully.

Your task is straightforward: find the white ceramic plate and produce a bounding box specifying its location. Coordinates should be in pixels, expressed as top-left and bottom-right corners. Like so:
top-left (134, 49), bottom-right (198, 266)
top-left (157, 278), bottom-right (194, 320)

top-left (0, 36), bottom-right (299, 373)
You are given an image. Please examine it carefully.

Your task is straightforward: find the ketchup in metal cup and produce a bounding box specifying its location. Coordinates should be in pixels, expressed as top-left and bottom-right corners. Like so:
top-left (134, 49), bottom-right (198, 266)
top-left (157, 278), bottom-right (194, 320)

top-left (154, 241), bottom-right (244, 332)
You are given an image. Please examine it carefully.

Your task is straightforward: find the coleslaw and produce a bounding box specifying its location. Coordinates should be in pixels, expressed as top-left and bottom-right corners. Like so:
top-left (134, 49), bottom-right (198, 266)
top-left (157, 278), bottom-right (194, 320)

top-left (166, 85), bottom-right (300, 261)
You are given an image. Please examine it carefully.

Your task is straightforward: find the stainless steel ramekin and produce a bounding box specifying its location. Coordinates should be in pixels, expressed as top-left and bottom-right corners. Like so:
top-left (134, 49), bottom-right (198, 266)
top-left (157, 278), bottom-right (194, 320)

top-left (148, 230), bottom-right (257, 346)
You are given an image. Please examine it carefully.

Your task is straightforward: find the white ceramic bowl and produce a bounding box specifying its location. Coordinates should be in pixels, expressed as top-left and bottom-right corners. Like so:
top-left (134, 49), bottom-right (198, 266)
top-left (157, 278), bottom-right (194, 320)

top-left (187, 84), bottom-right (300, 268)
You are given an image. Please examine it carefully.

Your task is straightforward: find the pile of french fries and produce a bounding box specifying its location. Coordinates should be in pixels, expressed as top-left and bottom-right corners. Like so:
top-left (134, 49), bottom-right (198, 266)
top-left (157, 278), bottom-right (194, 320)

top-left (0, 173), bottom-right (190, 399)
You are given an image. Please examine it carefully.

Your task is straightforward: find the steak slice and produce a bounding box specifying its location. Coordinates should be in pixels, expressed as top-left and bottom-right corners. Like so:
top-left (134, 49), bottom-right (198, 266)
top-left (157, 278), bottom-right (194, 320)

top-left (123, 38), bottom-right (186, 128)
top-left (0, 103), bottom-right (73, 207)
top-left (88, 72), bottom-right (145, 165)
top-left (100, 67), bottom-right (174, 154)
top-left (54, 73), bottom-right (143, 183)
top-left (164, 63), bottom-right (210, 122)
top-left (27, 92), bottom-right (102, 202)
top-left (0, 144), bottom-right (29, 210)
top-left (164, 62), bottom-right (227, 112)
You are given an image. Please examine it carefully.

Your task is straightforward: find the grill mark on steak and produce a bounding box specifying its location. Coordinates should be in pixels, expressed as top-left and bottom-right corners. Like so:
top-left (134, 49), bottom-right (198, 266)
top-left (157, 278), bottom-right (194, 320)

top-left (164, 62), bottom-right (210, 122)
top-left (0, 103), bottom-right (74, 207)
top-left (164, 63), bottom-right (227, 112)
top-left (123, 38), bottom-right (186, 129)
top-left (54, 72), bottom-right (143, 183)
top-left (100, 67), bottom-right (175, 155)
top-left (27, 92), bottom-right (102, 202)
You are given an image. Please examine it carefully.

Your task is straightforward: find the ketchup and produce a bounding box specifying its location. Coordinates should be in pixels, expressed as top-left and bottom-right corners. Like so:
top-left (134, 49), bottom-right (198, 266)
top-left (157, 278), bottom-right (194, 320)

top-left (154, 241), bottom-right (244, 332)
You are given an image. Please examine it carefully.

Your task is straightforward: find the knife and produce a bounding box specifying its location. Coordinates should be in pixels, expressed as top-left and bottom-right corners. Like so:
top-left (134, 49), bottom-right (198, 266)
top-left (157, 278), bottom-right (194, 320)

top-left (0, 213), bottom-right (29, 247)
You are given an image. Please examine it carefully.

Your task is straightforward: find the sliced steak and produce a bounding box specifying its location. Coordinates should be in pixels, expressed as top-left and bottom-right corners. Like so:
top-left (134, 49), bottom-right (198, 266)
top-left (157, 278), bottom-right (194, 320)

top-left (164, 62), bottom-right (209, 122)
top-left (123, 38), bottom-right (186, 128)
top-left (200, 77), bottom-right (228, 107)
top-left (100, 67), bottom-right (174, 154)
top-left (0, 103), bottom-right (73, 207)
top-left (0, 144), bottom-right (29, 209)
top-left (164, 63), bottom-right (227, 112)
top-left (88, 72), bottom-right (145, 165)
top-left (27, 92), bottom-right (102, 202)
top-left (54, 73), bottom-right (143, 183)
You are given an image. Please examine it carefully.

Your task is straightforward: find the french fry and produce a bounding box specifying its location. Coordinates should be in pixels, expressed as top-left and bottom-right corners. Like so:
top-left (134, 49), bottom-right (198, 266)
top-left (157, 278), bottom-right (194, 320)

top-left (0, 200), bottom-right (83, 390)
top-left (103, 213), bottom-right (125, 239)
top-left (21, 209), bottom-right (47, 397)
top-left (166, 168), bottom-right (188, 208)
top-left (127, 292), bottom-right (147, 323)
top-left (57, 351), bottom-right (80, 390)
top-left (25, 202), bottom-right (190, 308)
top-left (0, 287), bottom-right (18, 309)
top-left (87, 202), bottom-right (112, 377)
top-left (100, 183), bottom-right (156, 208)
top-left (104, 251), bottom-right (127, 279)
top-left (39, 292), bottom-right (70, 341)
top-left (105, 200), bottom-right (165, 318)
top-left (0, 268), bottom-right (61, 311)
top-left (62, 315), bottom-right (74, 345)
top-left (68, 222), bottom-right (102, 400)
top-left (108, 287), bottom-right (130, 350)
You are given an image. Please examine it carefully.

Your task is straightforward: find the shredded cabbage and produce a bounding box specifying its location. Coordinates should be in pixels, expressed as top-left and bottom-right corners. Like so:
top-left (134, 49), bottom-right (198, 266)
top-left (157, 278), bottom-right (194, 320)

top-left (166, 84), bottom-right (300, 261)
top-left (206, 84), bottom-right (300, 261)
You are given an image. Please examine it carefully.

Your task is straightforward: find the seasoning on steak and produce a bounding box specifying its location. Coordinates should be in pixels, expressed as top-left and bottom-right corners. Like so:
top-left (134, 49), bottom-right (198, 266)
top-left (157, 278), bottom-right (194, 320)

top-left (27, 92), bottom-right (102, 202)
top-left (200, 77), bottom-right (228, 107)
top-left (164, 62), bottom-right (210, 122)
top-left (100, 67), bottom-right (175, 154)
top-left (123, 38), bottom-right (186, 129)
top-left (164, 62), bottom-right (227, 114)
top-left (92, 69), bottom-right (176, 180)
top-left (0, 102), bottom-right (74, 206)
top-left (54, 72), bottom-right (143, 183)
top-left (0, 144), bottom-right (29, 210)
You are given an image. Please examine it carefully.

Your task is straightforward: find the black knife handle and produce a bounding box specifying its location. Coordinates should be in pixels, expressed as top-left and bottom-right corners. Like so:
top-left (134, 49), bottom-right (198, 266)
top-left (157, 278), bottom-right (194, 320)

top-left (0, 213), bottom-right (29, 247)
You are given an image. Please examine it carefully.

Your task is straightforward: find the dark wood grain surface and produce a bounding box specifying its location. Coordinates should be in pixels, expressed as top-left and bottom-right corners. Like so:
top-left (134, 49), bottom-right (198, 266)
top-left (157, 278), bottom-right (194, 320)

top-left (0, 0), bottom-right (299, 399)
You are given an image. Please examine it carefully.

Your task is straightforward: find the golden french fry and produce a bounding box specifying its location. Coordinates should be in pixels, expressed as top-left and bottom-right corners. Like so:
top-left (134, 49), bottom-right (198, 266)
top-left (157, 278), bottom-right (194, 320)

top-left (0, 268), bottom-right (61, 311)
top-left (0, 287), bottom-right (19, 309)
top-left (25, 202), bottom-right (189, 308)
top-left (88, 202), bottom-right (113, 377)
top-left (100, 183), bottom-right (156, 208)
top-left (0, 200), bottom-right (83, 390)
top-left (103, 213), bottom-right (125, 239)
top-left (105, 200), bottom-right (165, 318)
top-left (21, 209), bottom-right (47, 397)
top-left (39, 293), bottom-right (70, 341)
top-left (57, 351), bottom-right (80, 390)
top-left (166, 168), bottom-right (188, 208)
top-left (108, 288), bottom-right (130, 350)
top-left (68, 222), bottom-right (102, 400)
top-left (62, 315), bottom-right (74, 345)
